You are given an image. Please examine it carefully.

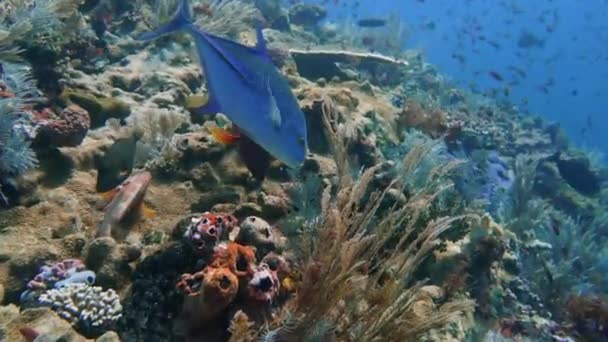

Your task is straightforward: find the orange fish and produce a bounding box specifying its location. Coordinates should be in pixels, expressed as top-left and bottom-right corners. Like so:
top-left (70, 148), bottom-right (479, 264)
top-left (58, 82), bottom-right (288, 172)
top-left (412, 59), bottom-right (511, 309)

top-left (211, 125), bottom-right (241, 145)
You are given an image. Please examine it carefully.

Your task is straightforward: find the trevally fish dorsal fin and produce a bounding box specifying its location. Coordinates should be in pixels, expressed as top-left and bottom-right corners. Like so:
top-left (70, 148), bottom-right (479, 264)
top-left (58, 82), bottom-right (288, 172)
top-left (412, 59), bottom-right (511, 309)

top-left (266, 77), bottom-right (282, 129)
top-left (196, 28), bottom-right (257, 86)
top-left (136, 0), bottom-right (192, 41)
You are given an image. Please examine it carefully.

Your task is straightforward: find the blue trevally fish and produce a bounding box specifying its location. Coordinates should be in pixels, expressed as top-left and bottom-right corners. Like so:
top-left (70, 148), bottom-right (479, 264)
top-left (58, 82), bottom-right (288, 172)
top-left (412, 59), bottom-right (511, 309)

top-left (137, 0), bottom-right (308, 169)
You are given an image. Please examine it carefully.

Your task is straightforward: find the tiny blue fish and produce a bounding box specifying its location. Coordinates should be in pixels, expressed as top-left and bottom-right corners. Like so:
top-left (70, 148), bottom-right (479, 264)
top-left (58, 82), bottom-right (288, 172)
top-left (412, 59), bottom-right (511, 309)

top-left (137, 0), bottom-right (308, 170)
top-left (54, 270), bottom-right (96, 289)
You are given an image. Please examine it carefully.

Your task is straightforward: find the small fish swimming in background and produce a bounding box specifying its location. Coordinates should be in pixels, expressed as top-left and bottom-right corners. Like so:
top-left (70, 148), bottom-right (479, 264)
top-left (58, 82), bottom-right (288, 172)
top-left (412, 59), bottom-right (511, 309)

top-left (356, 18), bottom-right (387, 28)
top-left (137, 0), bottom-right (308, 180)
top-left (549, 216), bottom-right (561, 236)
top-left (97, 171), bottom-right (155, 238)
top-left (488, 71), bottom-right (504, 82)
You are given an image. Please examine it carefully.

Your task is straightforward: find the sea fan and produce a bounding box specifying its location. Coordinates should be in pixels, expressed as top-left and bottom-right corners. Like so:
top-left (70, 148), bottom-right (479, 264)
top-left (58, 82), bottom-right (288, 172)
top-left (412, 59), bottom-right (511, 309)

top-left (259, 311), bottom-right (299, 342)
top-left (0, 108), bottom-right (37, 177)
top-left (0, 63), bottom-right (42, 203)
top-left (2, 62), bottom-right (44, 104)
top-left (274, 98), bottom-right (474, 341)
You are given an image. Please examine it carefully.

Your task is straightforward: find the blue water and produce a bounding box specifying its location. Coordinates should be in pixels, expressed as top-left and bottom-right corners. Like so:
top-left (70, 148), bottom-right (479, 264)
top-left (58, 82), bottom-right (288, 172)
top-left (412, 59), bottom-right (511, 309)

top-left (316, 0), bottom-right (608, 162)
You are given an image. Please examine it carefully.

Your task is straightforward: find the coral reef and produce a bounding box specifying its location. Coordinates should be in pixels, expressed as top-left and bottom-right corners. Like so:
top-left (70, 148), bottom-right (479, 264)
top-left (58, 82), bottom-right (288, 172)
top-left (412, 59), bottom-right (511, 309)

top-left (0, 0), bottom-right (607, 341)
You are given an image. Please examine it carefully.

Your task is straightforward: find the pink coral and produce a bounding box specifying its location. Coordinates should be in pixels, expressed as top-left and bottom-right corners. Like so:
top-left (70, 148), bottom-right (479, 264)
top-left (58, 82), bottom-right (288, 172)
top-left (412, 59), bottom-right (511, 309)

top-left (183, 212), bottom-right (238, 254)
top-left (27, 259), bottom-right (85, 290)
top-left (36, 105), bottom-right (90, 147)
top-left (247, 262), bottom-right (280, 302)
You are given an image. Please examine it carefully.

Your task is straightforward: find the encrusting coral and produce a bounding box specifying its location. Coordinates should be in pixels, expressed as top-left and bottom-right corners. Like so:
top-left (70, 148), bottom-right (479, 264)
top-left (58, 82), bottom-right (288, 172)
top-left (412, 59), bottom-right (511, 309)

top-left (35, 104), bottom-right (91, 147)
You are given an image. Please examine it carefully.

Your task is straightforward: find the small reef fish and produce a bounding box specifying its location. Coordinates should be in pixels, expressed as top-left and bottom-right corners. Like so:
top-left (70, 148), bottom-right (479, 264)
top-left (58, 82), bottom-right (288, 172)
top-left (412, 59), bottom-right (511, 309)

top-left (97, 171), bottom-right (155, 238)
top-left (54, 270), bottom-right (96, 289)
top-left (488, 71), bottom-right (504, 82)
top-left (356, 18), bottom-right (387, 28)
top-left (137, 0), bottom-right (308, 171)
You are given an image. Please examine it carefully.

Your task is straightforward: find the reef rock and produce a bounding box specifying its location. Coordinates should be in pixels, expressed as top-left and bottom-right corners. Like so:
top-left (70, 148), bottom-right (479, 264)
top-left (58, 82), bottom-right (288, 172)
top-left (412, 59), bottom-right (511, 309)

top-left (235, 216), bottom-right (286, 258)
top-left (0, 307), bottom-right (88, 341)
top-left (84, 238), bottom-right (132, 290)
top-left (174, 131), bottom-right (226, 164)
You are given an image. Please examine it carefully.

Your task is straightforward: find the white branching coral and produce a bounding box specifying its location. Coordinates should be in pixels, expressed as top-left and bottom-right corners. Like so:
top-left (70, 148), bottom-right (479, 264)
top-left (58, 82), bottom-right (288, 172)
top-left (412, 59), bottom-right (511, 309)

top-left (38, 283), bottom-right (123, 329)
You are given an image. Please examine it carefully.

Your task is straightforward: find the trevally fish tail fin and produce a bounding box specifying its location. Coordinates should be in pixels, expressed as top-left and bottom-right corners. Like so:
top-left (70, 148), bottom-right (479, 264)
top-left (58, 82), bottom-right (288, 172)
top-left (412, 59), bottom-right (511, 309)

top-left (136, 0), bottom-right (192, 41)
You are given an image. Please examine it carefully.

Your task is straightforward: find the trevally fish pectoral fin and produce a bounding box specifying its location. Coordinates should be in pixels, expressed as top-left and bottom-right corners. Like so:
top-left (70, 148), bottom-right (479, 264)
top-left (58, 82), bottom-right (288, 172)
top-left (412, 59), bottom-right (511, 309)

top-left (135, 0), bottom-right (192, 41)
top-left (255, 25), bottom-right (268, 54)
top-left (266, 78), bottom-right (282, 129)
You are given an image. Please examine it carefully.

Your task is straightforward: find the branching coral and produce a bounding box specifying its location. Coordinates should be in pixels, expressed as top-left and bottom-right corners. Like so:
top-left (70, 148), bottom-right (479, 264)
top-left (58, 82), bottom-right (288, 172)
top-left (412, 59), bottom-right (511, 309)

top-left (127, 106), bottom-right (188, 168)
top-left (38, 283), bottom-right (122, 331)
